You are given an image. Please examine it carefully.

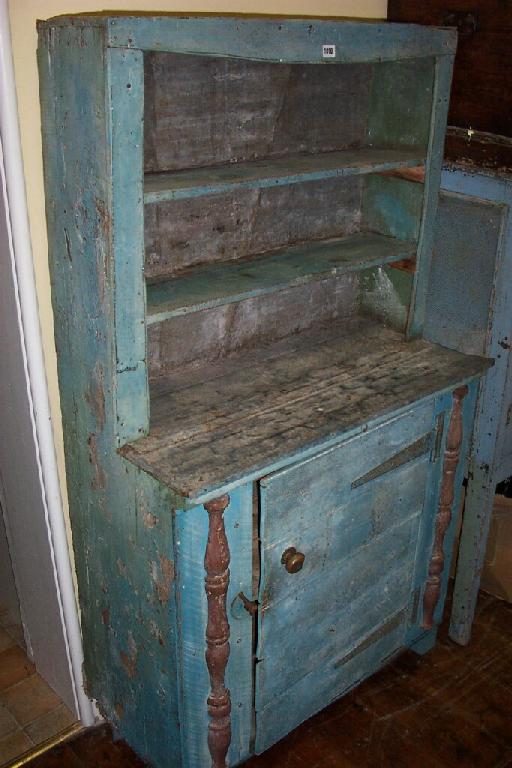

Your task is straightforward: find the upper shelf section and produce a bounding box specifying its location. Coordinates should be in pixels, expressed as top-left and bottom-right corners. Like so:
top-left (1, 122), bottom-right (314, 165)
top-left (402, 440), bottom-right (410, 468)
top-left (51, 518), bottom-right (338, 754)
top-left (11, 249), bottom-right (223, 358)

top-left (144, 148), bottom-right (426, 203)
top-left (146, 231), bottom-right (416, 324)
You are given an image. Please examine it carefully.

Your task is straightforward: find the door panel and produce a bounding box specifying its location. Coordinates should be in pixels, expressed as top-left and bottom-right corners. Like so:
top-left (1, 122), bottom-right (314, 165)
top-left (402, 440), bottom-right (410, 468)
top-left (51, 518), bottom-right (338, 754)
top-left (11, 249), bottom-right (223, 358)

top-left (256, 610), bottom-right (406, 752)
top-left (255, 403), bottom-right (438, 753)
top-left (257, 508), bottom-right (422, 704)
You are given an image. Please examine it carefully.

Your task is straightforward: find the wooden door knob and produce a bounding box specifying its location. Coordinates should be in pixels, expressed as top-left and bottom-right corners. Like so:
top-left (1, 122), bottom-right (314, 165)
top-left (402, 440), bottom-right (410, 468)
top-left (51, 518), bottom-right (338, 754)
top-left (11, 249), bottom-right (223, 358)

top-left (281, 547), bottom-right (305, 573)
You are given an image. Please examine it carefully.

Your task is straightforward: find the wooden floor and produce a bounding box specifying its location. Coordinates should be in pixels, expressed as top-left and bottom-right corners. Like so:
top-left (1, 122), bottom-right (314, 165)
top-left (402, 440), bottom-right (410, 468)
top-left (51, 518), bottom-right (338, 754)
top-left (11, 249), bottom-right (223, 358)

top-left (23, 591), bottom-right (512, 768)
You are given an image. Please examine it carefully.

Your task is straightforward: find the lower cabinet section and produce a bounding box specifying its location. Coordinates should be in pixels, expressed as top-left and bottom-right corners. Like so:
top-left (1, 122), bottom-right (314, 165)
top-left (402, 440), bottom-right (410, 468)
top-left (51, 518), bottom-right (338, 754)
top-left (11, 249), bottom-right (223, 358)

top-left (173, 385), bottom-right (475, 767)
top-left (255, 402), bottom-right (437, 751)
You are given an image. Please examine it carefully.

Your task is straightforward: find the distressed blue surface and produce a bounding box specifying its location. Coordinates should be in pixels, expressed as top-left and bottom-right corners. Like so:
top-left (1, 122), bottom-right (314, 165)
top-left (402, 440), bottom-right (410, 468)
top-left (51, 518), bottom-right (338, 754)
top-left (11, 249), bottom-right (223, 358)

top-left (38, 24), bottom-right (181, 767)
top-left (429, 167), bottom-right (512, 646)
top-left (105, 15), bottom-right (456, 61)
top-left (408, 55), bottom-right (454, 338)
top-left (146, 232), bottom-right (416, 323)
top-left (38, 13), bottom-right (484, 767)
top-left (144, 148), bottom-right (425, 203)
top-left (108, 48), bottom-right (148, 444)
top-left (256, 403), bottom-right (433, 750)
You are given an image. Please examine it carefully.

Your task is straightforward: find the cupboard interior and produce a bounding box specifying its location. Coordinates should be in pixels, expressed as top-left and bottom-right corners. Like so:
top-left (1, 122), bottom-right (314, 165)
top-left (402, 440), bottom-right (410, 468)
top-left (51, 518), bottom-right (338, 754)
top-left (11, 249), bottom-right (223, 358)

top-left (141, 50), bottom-right (432, 458)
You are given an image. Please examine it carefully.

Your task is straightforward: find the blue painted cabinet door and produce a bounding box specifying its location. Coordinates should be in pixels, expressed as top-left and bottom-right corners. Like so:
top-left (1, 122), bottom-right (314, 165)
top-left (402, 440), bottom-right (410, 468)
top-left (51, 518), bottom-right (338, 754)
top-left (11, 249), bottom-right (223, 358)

top-left (254, 402), bottom-right (442, 753)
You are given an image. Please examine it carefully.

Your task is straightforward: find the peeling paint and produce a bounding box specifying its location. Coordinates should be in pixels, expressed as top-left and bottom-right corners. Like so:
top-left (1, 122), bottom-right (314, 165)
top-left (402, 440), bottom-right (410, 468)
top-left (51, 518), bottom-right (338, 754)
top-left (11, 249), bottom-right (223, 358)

top-left (120, 631), bottom-right (138, 678)
top-left (150, 555), bottom-right (175, 605)
top-left (87, 433), bottom-right (106, 490)
top-left (85, 362), bottom-right (105, 431)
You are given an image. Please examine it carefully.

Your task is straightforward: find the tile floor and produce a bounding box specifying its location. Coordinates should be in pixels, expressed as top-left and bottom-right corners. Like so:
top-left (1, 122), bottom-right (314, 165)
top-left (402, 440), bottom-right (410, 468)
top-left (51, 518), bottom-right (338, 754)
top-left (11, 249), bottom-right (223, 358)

top-left (0, 615), bottom-right (77, 766)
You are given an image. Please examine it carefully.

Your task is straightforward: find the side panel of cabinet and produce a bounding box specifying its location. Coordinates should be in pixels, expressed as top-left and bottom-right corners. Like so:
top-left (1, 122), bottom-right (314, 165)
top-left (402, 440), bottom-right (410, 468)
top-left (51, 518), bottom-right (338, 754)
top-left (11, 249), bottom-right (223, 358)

top-left (173, 485), bottom-right (254, 768)
top-left (424, 168), bottom-right (512, 644)
top-left (38, 26), bottom-right (182, 768)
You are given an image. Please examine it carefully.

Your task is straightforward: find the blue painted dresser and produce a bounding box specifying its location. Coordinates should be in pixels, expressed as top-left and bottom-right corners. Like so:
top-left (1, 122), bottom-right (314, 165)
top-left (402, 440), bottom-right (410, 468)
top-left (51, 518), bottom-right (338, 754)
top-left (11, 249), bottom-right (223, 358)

top-left (37, 15), bottom-right (490, 767)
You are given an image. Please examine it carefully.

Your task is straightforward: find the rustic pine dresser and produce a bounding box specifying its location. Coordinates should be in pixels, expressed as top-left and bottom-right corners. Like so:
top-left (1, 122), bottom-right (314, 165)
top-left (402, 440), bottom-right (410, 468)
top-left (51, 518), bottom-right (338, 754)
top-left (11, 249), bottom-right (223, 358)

top-left (38, 15), bottom-right (490, 768)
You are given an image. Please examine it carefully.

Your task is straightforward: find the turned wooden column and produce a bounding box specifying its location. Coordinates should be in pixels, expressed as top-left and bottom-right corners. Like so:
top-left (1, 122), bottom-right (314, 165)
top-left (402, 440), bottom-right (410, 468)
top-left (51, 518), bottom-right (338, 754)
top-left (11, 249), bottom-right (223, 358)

top-left (422, 386), bottom-right (467, 629)
top-left (204, 494), bottom-right (231, 768)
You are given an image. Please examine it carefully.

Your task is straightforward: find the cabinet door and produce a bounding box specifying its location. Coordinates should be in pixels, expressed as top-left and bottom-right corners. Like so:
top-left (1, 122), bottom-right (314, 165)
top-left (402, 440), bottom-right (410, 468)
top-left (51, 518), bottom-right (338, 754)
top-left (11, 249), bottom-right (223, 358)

top-left (254, 402), bottom-right (439, 753)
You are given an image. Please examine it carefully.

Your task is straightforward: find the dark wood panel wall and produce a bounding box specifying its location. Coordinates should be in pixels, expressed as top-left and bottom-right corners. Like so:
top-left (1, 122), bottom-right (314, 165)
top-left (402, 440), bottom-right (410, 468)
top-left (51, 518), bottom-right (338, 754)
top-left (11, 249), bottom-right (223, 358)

top-left (388, 0), bottom-right (512, 138)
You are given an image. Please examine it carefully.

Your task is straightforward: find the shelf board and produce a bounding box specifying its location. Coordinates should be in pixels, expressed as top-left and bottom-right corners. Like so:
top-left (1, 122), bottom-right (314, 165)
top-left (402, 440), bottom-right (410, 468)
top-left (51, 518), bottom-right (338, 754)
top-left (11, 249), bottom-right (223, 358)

top-left (144, 148), bottom-right (426, 203)
top-left (146, 232), bottom-right (417, 324)
top-left (121, 318), bottom-right (490, 500)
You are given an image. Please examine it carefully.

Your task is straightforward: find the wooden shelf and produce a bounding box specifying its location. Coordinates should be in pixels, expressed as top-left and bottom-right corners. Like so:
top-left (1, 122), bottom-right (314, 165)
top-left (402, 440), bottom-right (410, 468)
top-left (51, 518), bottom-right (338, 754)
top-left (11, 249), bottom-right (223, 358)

top-left (121, 318), bottom-right (490, 500)
top-left (144, 148), bottom-right (426, 203)
top-left (146, 232), bottom-right (417, 324)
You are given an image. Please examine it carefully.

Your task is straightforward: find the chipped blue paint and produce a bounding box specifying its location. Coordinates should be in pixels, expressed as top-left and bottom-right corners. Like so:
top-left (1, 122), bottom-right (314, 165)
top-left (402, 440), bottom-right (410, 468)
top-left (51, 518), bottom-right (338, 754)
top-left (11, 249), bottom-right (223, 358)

top-left (429, 167), bottom-right (512, 646)
top-left (105, 16), bottom-right (456, 61)
top-left (38, 13), bottom-right (483, 767)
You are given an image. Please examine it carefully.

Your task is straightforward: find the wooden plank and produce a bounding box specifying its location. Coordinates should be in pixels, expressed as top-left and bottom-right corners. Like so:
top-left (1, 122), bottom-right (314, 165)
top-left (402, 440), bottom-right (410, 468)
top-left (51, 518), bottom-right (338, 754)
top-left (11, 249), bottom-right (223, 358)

top-left (107, 48), bottom-right (148, 444)
top-left (144, 177), bottom-right (362, 281)
top-left (363, 175), bottom-right (424, 243)
top-left (259, 562), bottom-right (414, 704)
top-left (147, 274), bottom-right (358, 375)
top-left (255, 618), bottom-right (406, 753)
top-left (144, 53), bottom-right (371, 173)
top-left (120, 318), bottom-right (489, 501)
top-left (146, 232), bottom-right (416, 323)
top-left (173, 485), bottom-right (254, 768)
top-left (258, 401), bottom-right (434, 553)
top-left (407, 54), bottom-right (455, 337)
top-left (38, 24), bottom-right (182, 768)
top-left (105, 16), bottom-right (456, 61)
top-left (445, 128), bottom-right (512, 175)
top-left (257, 513), bottom-right (420, 705)
top-left (144, 148), bottom-right (426, 203)
top-left (367, 58), bottom-right (435, 152)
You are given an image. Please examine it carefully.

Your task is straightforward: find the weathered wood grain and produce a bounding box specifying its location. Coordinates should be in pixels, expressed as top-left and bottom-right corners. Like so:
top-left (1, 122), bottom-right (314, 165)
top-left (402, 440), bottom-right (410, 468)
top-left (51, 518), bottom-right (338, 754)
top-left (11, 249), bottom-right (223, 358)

top-left (147, 274), bottom-right (358, 375)
top-left (257, 446), bottom-right (431, 706)
top-left (144, 53), bottom-right (371, 173)
top-left (255, 616), bottom-right (406, 753)
top-left (406, 54), bottom-right (454, 337)
top-left (108, 48), bottom-right (148, 443)
top-left (256, 512), bottom-right (419, 739)
top-left (105, 16), bottom-right (457, 61)
top-left (144, 148), bottom-right (426, 203)
top-left (38, 24), bottom-right (181, 768)
top-left (122, 319), bottom-right (489, 500)
top-left (445, 128), bottom-right (512, 175)
top-left (144, 176), bottom-right (362, 280)
top-left (146, 233), bottom-right (416, 323)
